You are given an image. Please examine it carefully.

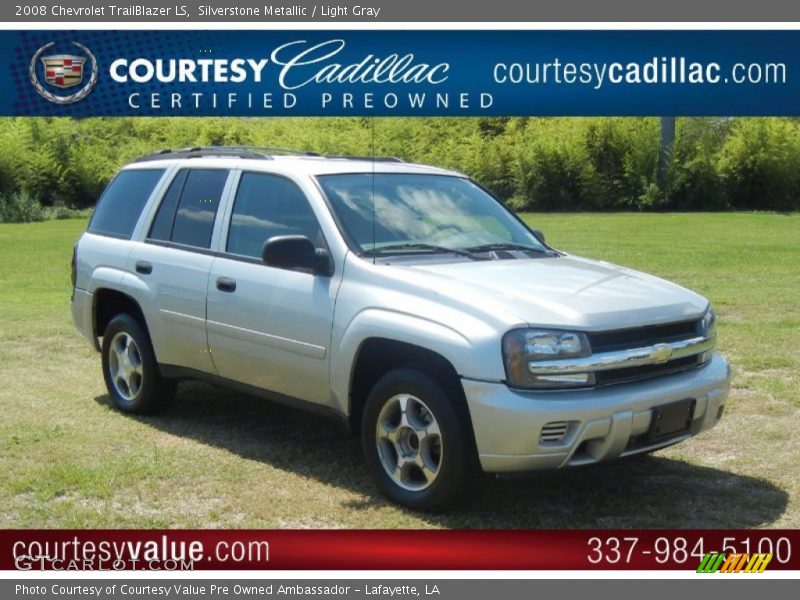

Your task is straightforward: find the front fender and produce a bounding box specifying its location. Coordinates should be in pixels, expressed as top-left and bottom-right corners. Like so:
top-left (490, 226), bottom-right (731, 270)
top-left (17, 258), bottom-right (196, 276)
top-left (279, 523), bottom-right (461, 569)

top-left (330, 308), bottom-right (499, 416)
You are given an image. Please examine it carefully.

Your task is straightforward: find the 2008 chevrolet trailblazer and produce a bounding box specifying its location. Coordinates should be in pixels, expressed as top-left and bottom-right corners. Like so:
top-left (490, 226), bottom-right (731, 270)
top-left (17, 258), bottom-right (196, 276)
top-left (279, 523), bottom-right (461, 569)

top-left (71, 147), bottom-right (730, 509)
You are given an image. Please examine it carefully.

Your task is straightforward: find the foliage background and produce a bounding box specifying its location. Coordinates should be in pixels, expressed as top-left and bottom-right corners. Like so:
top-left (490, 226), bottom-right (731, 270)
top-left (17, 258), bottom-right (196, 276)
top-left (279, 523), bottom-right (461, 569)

top-left (2, 116), bottom-right (799, 221)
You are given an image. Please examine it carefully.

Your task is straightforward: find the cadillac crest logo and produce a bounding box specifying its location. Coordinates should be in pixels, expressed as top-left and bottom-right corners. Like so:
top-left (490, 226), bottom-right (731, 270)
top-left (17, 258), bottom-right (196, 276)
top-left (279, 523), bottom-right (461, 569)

top-left (43, 55), bottom-right (85, 88)
top-left (30, 42), bottom-right (98, 104)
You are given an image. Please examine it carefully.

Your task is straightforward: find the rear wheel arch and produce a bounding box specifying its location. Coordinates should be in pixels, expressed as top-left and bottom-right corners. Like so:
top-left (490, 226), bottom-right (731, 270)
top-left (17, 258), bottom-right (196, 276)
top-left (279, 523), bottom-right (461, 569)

top-left (93, 288), bottom-right (150, 344)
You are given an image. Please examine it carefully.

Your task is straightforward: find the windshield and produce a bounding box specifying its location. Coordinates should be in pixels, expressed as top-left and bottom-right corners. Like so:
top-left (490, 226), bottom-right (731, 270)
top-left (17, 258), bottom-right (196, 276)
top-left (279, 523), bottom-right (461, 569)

top-left (316, 173), bottom-right (546, 257)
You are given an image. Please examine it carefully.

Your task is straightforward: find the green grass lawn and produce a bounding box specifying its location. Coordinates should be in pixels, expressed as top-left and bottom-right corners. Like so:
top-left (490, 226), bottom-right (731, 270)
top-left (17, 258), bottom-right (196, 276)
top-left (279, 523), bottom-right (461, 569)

top-left (0, 213), bottom-right (798, 528)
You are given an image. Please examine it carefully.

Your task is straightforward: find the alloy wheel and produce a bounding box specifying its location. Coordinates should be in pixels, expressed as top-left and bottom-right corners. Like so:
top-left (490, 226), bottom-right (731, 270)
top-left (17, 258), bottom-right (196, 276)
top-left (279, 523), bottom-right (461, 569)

top-left (375, 393), bottom-right (443, 491)
top-left (108, 331), bottom-right (144, 401)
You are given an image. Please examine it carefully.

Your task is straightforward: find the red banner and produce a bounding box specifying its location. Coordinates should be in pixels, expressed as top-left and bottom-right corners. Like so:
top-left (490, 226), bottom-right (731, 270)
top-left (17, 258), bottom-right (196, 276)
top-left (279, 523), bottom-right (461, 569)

top-left (1, 529), bottom-right (797, 571)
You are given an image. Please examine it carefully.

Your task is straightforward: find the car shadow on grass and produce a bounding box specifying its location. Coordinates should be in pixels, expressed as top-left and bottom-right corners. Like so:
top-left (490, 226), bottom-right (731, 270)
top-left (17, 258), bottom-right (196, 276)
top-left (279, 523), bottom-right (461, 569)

top-left (95, 382), bottom-right (788, 529)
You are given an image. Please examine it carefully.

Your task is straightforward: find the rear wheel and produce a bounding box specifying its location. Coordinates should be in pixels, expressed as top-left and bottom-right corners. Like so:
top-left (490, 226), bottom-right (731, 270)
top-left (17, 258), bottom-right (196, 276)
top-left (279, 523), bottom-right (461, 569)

top-left (101, 313), bottom-right (175, 414)
top-left (362, 368), bottom-right (473, 510)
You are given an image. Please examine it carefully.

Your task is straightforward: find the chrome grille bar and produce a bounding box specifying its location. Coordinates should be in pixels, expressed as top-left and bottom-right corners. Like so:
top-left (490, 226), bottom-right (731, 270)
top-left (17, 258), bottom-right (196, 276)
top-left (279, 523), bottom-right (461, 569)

top-left (528, 335), bottom-right (714, 375)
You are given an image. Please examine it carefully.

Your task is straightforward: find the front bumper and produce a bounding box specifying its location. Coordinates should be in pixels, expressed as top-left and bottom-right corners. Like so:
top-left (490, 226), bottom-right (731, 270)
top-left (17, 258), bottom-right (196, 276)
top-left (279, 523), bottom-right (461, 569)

top-left (463, 353), bottom-right (731, 473)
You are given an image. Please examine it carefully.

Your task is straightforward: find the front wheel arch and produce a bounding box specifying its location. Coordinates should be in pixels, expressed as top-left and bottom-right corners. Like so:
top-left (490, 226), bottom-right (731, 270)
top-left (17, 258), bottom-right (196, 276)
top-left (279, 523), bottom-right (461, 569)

top-left (347, 338), bottom-right (471, 434)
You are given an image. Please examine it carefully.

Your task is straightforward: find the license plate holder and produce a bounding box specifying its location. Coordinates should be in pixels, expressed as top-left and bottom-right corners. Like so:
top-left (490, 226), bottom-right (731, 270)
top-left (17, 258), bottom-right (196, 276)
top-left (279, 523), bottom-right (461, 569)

top-left (648, 398), bottom-right (696, 442)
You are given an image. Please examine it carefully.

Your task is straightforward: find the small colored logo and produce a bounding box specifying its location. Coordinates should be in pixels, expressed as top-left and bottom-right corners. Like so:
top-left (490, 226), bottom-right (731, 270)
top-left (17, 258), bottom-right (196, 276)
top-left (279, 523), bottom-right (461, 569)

top-left (696, 552), bottom-right (773, 573)
top-left (42, 55), bottom-right (85, 88)
top-left (29, 42), bottom-right (98, 104)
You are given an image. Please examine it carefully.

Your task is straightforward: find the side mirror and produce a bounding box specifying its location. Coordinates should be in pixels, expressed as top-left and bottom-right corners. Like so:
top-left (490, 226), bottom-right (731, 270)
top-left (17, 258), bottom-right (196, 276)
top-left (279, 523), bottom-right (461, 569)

top-left (262, 236), bottom-right (331, 276)
top-left (531, 228), bottom-right (546, 244)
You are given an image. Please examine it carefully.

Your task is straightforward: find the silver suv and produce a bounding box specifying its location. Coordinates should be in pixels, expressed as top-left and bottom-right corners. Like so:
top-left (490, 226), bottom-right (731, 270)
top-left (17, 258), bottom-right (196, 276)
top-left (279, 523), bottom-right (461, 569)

top-left (71, 147), bottom-right (731, 510)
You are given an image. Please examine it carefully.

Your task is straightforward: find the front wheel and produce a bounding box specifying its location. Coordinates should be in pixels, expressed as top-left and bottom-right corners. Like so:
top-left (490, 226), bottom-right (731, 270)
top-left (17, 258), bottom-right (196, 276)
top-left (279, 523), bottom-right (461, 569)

top-left (101, 313), bottom-right (175, 414)
top-left (361, 368), bottom-right (474, 510)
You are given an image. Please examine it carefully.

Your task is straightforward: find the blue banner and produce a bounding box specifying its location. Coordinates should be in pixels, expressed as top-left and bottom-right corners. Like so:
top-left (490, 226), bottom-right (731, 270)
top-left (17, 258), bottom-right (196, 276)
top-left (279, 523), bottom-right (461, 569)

top-left (3, 30), bottom-right (799, 116)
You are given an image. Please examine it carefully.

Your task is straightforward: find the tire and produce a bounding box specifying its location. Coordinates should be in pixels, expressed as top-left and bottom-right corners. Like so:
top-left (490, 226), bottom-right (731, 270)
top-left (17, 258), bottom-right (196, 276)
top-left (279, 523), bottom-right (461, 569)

top-left (361, 368), bottom-right (474, 510)
top-left (101, 313), bottom-right (176, 414)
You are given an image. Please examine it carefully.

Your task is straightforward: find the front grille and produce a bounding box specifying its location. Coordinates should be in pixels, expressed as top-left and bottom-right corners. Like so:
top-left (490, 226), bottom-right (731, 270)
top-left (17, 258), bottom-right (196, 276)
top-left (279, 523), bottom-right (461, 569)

top-left (586, 318), bottom-right (706, 387)
top-left (540, 421), bottom-right (570, 443)
top-left (587, 318), bottom-right (701, 353)
top-left (594, 354), bottom-right (702, 386)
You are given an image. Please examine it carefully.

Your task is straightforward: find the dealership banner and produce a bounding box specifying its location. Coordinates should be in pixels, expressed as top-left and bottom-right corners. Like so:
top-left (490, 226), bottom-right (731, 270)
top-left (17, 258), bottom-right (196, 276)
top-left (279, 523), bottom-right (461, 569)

top-left (2, 29), bottom-right (800, 116)
top-left (2, 530), bottom-right (797, 571)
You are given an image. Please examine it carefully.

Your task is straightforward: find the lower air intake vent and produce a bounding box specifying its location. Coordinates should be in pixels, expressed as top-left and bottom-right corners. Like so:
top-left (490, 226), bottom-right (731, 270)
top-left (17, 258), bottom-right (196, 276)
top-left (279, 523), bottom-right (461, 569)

top-left (540, 421), bottom-right (570, 444)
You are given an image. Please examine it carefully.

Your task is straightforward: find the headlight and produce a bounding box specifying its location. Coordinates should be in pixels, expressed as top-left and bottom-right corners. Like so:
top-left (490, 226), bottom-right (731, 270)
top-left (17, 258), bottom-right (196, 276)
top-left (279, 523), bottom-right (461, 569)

top-left (700, 307), bottom-right (716, 339)
top-left (502, 329), bottom-right (592, 388)
top-left (699, 307), bottom-right (717, 364)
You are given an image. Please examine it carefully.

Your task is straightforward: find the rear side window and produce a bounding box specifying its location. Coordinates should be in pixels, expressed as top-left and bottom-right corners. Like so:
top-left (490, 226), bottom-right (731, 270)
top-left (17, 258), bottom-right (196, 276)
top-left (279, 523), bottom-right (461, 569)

top-left (147, 169), bottom-right (229, 249)
top-left (88, 169), bottom-right (165, 238)
top-left (148, 170), bottom-right (188, 242)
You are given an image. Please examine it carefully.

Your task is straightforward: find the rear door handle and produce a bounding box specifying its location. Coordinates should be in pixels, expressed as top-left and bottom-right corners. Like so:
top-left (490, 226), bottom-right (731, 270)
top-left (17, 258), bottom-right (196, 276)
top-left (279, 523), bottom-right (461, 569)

top-left (216, 277), bottom-right (237, 293)
top-left (135, 261), bottom-right (152, 275)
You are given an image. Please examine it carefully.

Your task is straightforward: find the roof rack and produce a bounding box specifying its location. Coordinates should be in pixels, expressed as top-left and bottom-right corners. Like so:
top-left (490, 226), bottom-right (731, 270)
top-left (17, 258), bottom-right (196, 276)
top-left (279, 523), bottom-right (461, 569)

top-left (134, 147), bottom-right (406, 163)
top-left (134, 146), bottom-right (322, 162)
top-left (326, 155), bottom-right (405, 163)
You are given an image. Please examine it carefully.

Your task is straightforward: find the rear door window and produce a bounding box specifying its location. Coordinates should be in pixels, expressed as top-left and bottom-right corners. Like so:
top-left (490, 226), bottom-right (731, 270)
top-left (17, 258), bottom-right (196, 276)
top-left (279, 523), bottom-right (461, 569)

top-left (148, 169), bottom-right (229, 249)
top-left (148, 169), bottom-right (188, 242)
top-left (88, 169), bottom-right (165, 238)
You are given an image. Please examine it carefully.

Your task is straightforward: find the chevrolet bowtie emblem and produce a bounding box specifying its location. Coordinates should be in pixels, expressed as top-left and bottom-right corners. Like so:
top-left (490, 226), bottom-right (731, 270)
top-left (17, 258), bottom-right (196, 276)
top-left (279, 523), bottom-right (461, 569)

top-left (649, 344), bottom-right (674, 364)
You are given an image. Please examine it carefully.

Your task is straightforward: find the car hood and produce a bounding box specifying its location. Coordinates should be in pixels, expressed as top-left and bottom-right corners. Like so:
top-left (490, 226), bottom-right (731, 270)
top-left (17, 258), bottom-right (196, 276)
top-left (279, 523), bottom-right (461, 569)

top-left (400, 255), bottom-right (708, 331)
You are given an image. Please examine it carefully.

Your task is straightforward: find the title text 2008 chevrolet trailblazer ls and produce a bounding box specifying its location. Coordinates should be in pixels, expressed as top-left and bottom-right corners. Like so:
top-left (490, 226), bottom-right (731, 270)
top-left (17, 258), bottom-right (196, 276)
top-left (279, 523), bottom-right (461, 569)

top-left (71, 147), bottom-right (730, 509)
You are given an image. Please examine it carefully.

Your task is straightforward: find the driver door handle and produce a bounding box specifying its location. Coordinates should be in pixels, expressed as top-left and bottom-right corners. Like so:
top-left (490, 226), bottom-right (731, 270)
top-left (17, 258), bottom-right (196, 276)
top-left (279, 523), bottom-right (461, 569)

top-left (135, 261), bottom-right (152, 275)
top-left (216, 277), bottom-right (237, 293)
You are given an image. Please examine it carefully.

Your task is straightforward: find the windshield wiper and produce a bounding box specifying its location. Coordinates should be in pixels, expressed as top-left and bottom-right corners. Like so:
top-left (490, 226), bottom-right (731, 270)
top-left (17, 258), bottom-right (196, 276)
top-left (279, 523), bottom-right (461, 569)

top-left (365, 243), bottom-right (486, 260)
top-left (463, 242), bottom-right (551, 255)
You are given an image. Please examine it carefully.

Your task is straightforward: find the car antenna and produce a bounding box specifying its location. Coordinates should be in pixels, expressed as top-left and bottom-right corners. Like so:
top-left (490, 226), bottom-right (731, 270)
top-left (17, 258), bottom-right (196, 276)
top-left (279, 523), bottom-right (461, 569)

top-left (371, 120), bottom-right (376, 265)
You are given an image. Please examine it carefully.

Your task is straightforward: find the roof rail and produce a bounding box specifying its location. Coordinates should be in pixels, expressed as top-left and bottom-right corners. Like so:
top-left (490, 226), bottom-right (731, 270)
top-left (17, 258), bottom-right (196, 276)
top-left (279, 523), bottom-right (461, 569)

top-left (133, 146), bottom-right (322, 162)
top-left (326, 155), bottom-right (405, 162)
top-left (133, 147), bottom-right (406, 163)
